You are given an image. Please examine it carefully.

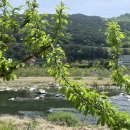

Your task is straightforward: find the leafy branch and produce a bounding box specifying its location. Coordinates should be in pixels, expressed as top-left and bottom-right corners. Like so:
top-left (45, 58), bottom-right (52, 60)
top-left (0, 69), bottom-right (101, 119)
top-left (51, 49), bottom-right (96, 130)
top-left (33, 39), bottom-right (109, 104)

top-left (46, 7), bottom-right (130, 130)
top-left (0, 1), bottom-right (130, 129)
top-left (106, 21), bottom-right (130, 94)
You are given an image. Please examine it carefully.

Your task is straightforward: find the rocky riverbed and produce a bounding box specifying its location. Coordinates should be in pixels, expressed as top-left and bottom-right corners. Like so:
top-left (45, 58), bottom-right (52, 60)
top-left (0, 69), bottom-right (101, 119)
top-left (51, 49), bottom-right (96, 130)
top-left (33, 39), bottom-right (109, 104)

top-left (0, 77), bottom-right (112, 91)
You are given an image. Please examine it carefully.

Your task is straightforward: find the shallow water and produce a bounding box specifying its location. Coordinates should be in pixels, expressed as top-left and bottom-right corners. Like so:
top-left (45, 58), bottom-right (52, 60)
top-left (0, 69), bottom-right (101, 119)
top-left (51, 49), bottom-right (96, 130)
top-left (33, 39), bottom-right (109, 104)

top-left (0, 88), bottom-right (130, 124)
top-left (0, 90), bottom-right (71, 116)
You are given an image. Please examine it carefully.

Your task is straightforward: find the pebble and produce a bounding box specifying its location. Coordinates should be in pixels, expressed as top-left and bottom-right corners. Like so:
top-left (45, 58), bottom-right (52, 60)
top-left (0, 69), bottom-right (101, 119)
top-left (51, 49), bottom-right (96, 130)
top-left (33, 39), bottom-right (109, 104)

top-left (8, 98), bottom-right (15, 101)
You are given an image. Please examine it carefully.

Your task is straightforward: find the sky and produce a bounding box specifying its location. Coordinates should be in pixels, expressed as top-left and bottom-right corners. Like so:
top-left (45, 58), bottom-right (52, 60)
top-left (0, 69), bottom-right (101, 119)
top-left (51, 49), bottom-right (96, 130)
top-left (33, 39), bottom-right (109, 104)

top-left (10, 0), bottom-right (130, 18)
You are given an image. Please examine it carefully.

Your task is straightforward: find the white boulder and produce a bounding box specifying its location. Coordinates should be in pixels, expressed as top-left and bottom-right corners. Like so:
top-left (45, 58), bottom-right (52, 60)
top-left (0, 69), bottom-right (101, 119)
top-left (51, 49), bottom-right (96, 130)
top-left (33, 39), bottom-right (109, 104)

top-left (38, 89), bottom-right (47, 94)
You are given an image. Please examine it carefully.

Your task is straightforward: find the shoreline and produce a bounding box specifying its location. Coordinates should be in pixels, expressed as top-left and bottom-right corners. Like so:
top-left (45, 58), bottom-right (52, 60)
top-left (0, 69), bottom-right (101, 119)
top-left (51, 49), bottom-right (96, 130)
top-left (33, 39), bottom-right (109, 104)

top-left (0, 115), bottom-right (108, 130)
top-left (0, 76), bottom-right (112, 91)
top-left (0, 77), bottom-right (113, 130)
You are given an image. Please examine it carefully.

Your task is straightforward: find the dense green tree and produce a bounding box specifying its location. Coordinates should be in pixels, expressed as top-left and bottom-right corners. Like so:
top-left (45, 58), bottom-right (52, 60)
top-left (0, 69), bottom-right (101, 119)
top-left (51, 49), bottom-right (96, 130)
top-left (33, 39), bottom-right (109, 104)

top-left (63, 44), bottom-right (110, 62)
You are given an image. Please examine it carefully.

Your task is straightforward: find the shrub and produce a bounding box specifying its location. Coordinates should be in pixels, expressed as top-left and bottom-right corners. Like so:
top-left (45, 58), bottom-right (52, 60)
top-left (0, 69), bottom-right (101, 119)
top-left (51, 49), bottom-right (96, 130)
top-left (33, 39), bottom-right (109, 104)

top-left (97, 77), bottom-right (103, 80)
top-left (47, 111), bottom-right (80, 127)
top-left (78, 64), bottom-right (88, 68)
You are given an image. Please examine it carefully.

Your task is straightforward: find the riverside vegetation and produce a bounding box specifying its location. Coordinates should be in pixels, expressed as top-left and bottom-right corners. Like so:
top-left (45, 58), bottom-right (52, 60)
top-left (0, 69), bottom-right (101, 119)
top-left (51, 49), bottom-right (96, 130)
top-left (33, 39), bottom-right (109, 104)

top-left (0, 0), bottom-right (130, 130)
top-left (0, 115), bottom-right (109, 130)
top-left (15, 66), bottom-right (110, 77)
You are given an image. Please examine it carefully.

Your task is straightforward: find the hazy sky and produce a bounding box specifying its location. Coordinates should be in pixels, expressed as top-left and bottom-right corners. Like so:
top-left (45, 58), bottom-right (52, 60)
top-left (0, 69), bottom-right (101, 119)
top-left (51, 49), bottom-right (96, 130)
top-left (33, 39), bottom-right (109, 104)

top-left (10, 0), bottom-right (130, 18)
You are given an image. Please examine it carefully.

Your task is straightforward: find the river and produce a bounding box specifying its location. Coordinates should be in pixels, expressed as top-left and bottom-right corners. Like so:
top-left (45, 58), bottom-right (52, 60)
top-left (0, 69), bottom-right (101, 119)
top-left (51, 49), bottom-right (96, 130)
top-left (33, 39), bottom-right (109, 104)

top-left (0, 87), bottom-right (130, 124)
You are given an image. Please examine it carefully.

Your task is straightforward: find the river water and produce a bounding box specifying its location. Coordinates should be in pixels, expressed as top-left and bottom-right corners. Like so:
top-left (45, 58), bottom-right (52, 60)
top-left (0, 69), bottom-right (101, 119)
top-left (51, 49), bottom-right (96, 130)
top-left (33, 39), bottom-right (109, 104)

top-left (0, 88), bottom-right (130, 124)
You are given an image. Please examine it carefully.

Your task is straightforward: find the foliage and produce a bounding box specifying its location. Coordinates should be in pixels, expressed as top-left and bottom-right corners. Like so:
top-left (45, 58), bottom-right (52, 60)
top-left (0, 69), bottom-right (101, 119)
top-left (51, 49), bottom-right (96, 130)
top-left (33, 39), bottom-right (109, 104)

top-left (63, 44), bottom-right (109, 62)
top-left (47, 111), bottom-right (80, 127)
top-left (106, 21), bottom-right (125, 87)
top-left (106, 21), bottom-right (130, 93)
top-left (46, 18), bottom-right (130, 130)
top-left (0, 0), bottom-right (21, 80)
top-left (68, 14), bottom-right (106, 46)
top-left (0, 1), bottom-right (130, 130)
top-left (22, 0), bottom-right (50, 55)
top-left (113, 13), bottom-right (130, 22)
top-left (5, 14), bottom-right (130, 62)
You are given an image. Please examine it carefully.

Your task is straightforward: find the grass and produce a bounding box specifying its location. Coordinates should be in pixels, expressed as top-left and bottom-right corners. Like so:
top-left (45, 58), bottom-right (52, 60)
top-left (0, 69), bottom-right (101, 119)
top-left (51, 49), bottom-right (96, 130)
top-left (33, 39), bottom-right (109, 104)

top-left (47, 111), bottom-right (81, 127)
top-left (16, 66), bottom-right (49, 77)
top-left (0, 115), bottom-right (109, 130)
top-left (69, 67), bottom-right (110, 77)
top-left (0, 76), bottom-right (112, 91)
top-left (0, 123), bottom-right (16, 130)
top-left (15, 66), bottom-right (110, 77)
top-left (0, 115), bottom-right (32, 130)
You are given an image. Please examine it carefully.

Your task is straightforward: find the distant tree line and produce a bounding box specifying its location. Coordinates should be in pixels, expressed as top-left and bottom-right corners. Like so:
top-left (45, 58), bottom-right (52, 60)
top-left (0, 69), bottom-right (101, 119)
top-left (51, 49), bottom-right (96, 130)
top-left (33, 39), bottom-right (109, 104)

top-left (6, 13), bottom-right (130, 63)
top-left (62, 44), bottom-right (109, 62)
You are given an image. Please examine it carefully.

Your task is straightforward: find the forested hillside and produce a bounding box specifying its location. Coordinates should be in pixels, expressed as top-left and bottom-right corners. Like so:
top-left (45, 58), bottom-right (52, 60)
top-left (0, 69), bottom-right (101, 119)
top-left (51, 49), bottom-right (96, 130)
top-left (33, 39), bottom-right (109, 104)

top-left (113, 13), bottom-right (130, 22)
top-left (67, 14), bottom-right (130, 47)
top-left (7, 13), bottom-right (130, 62)
top-left (67, 14), bottom-right (106, 46)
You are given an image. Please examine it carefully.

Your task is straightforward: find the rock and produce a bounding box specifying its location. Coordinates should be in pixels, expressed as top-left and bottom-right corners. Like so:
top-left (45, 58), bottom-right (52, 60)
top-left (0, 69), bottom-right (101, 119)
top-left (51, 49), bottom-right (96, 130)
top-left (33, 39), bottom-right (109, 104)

top-left (6, 88), bottom-right (12, 91)
top-left (38, 89), bottom-right (47, 94)
top-left (120, 93), bottom-right (125, 96)
top-left (48, 82), bottom-right (55, 87)
top-left (112, 97), bottom-right (117, 100)
top-left (55, 84), bottom-right (60, 87)
top-left (34, 94), bottom-right (45, 100)
top-left (49, 82), bottom-right (53, 85)
top-left (14, 89), bottom-right (18, 92)
top-left (29, 87), bottom-right (37, 92)
top-left (33, 96), bottom-right (40, 100)
top-left (126, 95), bottom-right (130, 99)
top-left (46, 87), bottom-right (50, 90)
top-left (8, 98), bottom-right (15, 101)
top-left (55, 94), bottom-right (64, 97)
top-left (0, 90), bottom-right (4, 92)
top-left (39, 94), bottom-right (45, 98)
top-left (109, 86), bottom-right (116, 89)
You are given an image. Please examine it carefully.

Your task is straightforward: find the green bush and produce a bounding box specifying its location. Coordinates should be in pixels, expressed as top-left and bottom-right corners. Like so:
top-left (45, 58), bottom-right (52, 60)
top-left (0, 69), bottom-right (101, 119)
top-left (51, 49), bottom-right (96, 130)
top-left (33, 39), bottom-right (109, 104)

top-left (97, 77), bottom-right (103, 80)
top-left (47, 111), bottom-right (80, 127)
top-left (78, 64), bottom-right (88, 68)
